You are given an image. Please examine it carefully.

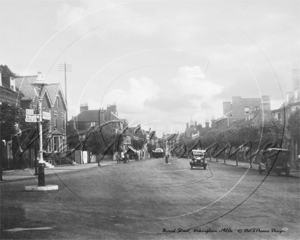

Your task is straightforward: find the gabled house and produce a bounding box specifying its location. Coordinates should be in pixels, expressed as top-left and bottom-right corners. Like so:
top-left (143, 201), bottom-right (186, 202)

top-left (163, 133), bottom-right (178, 146)
top-left (70, 103), bottom-right (123, 132)
top-left (15, 74), bottom-right (67, 153)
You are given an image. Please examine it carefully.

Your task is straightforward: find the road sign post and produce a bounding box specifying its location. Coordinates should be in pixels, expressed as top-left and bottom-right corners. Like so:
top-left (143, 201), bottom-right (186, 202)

top-left (42, 111), bottom-right (51, 120)
top-left (25, 114), bottom-right (39, 122)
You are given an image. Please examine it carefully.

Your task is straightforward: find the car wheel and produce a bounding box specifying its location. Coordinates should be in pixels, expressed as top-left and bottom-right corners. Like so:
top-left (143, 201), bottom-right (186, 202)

top-left (204, 165), bottom-right (207, 170)
top-left (258, 166), bottom-right (262, 174)
top-left (276, 170), bottom-right (281, 176)
top-left (286, 169), bottom-right (290, 176)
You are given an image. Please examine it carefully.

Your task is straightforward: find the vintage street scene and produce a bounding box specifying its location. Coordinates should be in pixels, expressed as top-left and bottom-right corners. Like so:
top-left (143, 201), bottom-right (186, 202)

top-left (0, 1), bottom-right (299, 240)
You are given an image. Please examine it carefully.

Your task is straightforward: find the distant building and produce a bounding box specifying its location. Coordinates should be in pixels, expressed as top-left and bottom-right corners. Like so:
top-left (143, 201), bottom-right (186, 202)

top-left (214, 95), bottom-right (271, 130)
top-left (223, 96), bottom-right (263, 120)
top-left (184, 120), bottom-right (203, 139)
top-left (271, 64), bottom-right (300, 162)
top-left (163, 133), bottom-right (179, 146)
top-left (145, 128), bottom-right (157, 146)
top-left (272, 62), bottom-right (300, 125)
top-left (70, 103), bottom-right (123, 132)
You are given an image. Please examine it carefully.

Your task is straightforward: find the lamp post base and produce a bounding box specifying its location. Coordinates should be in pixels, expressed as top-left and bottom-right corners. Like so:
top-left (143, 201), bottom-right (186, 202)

top-left (25, 185), bottom-right (58, 191)
top-left (38, 163), bottom-right (45, 186)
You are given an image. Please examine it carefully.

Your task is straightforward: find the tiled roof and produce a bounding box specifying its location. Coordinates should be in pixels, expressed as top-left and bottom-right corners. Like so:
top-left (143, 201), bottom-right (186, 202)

top-left (46, 83), bottom-right (67, 109)
top-left (14, 75), bottom-right (45, 101)
top-left (76, 110), bottom-right (104, 123)
top-left (0, 65), bottom-right (17, 77)
top-left (14, 76), bottom-right (66, 109)
top-left (164, 133), bottom-right (178, 141)
top-left (214, 116), bottom-right (229, 122)
top-left (52, 129), bottom-right (64, 135)
top-left (46, 84), bottom-right (60, 104)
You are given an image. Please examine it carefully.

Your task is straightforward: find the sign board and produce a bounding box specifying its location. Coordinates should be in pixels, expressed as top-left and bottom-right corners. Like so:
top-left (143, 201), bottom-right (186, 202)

top-left (43, 111), bottom-right (51, 120)
top-left (25, 115), bottom-right (39, 122)
top-left (26, 109), bottom-right (34, 115)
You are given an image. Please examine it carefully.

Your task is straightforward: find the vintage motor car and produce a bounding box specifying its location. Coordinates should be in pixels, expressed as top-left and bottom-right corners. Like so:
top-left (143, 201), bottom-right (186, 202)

top-left (152, 148), bottom-right (164, 158)
top-left (189, 149), bottom-right (208, 170)
top-left (258, 148), bottom-right (291, 176)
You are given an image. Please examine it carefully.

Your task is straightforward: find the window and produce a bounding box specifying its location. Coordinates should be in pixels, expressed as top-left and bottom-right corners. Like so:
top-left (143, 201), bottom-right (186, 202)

top-left (56, 97), bottom-right (59, 108)
top-left (54, 114), bottom-right (58, 128)
top-left (278, 113), bottom-right (281, 120)
top-left (62, 116), bottom-right (65, 130)
top-left (244, 107), bottom-right (249, 114)
top-left (10, 77), bottom-right (15, 91)
top-left (53, 137), bottom-right (59, 151)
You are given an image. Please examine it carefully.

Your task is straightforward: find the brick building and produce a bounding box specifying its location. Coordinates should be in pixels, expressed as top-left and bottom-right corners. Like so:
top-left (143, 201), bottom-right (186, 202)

top-left (14, 74), bottom-right (67, 153)
top-left (70, 103), bottom-right (123, 132)
top-left (214, 95), bottom-right (271, 130)
top-left (0, 65), bottom-right (23, 105)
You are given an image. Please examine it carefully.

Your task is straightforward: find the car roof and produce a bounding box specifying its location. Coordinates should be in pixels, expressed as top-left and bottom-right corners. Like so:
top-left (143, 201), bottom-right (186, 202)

top-left (266, 148), bottom-right (289, 152)
top-left (192, 149), bottom-right (206, 153)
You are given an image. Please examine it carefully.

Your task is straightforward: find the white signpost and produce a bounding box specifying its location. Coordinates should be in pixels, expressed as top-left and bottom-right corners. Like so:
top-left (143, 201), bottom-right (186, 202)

top-left (42, 111), bottom-right (51, 120)
top-left (25, 109), bottom-right (50, 122)
top-left (25, 115), bottom-right (39, 122)
top-left (25, 109), bottom-right (39, 122)
top-left (26, 109), bottom-right (34, 115)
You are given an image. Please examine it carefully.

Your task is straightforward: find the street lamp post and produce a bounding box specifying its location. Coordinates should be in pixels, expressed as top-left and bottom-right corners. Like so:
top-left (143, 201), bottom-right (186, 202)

top-left (31, 72), bottom-right (48, 186)
top-left (0, 102), bottom-right (3, 181)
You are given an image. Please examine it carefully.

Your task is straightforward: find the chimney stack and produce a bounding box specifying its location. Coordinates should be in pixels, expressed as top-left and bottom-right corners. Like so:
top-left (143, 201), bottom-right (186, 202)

top-left (80, 103), bottom-right (88, 112)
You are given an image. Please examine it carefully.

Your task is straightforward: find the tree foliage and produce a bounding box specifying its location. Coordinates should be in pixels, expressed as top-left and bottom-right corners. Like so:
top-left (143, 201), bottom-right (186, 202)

top-left (287, 108), bottom-right (300, 143)
top-left (177, 119), bottom-right (286, 154)
top-left (83, 124), bottom-right (121, 155)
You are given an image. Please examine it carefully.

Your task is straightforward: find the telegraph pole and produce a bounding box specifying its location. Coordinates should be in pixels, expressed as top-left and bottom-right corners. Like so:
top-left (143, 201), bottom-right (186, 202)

top-left (59, 62), bottom-right (71, 150)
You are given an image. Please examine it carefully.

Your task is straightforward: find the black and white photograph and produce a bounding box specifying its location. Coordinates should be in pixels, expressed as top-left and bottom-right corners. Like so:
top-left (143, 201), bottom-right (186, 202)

top-left (0, 0), bottom-right (300, 239)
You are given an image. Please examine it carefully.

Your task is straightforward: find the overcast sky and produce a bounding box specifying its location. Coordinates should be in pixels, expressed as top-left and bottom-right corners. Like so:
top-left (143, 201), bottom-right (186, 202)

top-left (1, 0), bottom-right (299, 136)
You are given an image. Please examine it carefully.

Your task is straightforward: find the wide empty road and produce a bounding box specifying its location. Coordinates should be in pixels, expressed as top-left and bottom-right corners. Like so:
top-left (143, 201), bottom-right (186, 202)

top-left (1, 157), bottom-right (300, 239)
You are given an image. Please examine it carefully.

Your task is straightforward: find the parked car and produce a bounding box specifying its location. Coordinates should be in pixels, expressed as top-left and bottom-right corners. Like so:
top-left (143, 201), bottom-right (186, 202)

top-left (189, 149), bottom-right (208, 170)
top-left (152, 148), bottom-right (165, 158)
top-left (258, 148), bottom-right (291, 176)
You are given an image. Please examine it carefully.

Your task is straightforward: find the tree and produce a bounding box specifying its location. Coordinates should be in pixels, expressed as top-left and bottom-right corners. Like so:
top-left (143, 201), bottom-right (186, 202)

top-left (0, 103), bottom-right (44, 171)
top-left (84, 124), bottom-right (120, 156)
top-left (287, 108), bottom-right (300, 141)
top-left (259, 119), bottom-right (286, 148)
top-left (287, 108), bottom-right (300, 151)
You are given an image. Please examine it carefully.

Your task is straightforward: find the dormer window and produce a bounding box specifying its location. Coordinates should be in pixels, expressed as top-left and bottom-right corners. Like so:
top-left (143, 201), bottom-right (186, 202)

top-left (10, 77), bottom-right (15, 91)
top-left (244, 107), bottom-right (249, 114)
top-left (56, 97), bottom-right (59, 108)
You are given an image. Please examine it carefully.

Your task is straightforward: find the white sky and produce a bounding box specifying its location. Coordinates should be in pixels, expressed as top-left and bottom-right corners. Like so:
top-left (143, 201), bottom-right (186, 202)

top-left (1, 0), bottom-right (299, 137)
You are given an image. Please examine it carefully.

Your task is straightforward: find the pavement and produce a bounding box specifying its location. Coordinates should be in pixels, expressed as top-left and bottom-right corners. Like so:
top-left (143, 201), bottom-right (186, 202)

top-left (1, 157), bottom-right (300, 183)
top-left (0, 160), bottom-right (117, 183)
top-left (208, 157), bottom-right (300, 178)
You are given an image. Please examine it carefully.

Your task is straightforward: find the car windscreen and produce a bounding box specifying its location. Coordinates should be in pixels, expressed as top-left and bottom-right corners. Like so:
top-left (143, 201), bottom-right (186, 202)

top-left (194, 154), bottom-right (204, 157)
top-left (276, 151), bottom-right (290, 161)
